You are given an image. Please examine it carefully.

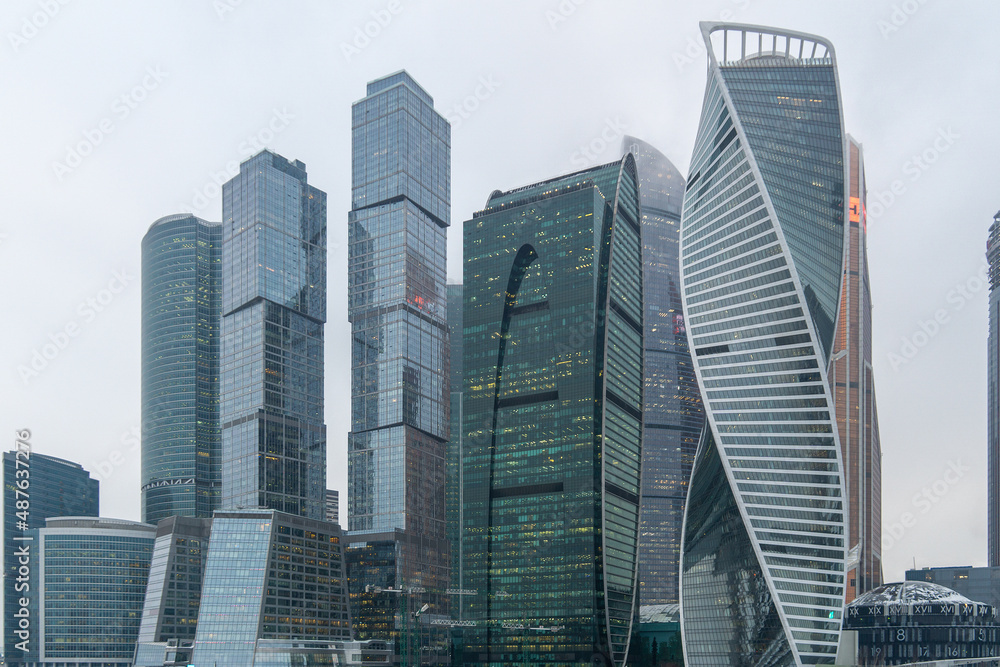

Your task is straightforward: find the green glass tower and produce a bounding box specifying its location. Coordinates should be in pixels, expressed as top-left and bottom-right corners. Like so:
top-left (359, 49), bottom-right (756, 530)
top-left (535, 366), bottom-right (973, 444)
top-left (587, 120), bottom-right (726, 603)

top-left (461, 155), bottom-right (643, 666)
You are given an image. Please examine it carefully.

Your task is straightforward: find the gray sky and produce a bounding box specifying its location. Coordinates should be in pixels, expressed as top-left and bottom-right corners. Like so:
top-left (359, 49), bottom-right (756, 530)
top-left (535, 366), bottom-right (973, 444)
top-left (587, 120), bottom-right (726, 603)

top-left (2, 0), bottom-right (997, 585)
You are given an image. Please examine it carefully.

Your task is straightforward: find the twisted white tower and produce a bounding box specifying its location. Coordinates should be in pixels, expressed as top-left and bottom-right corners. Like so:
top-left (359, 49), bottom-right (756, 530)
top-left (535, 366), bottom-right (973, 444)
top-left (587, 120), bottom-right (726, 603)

top-left (679, 23), bottom-right (849, 667)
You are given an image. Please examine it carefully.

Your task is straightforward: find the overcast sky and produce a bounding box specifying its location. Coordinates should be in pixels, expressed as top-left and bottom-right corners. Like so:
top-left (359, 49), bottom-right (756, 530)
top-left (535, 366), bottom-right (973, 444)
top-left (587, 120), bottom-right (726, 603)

top-left (2, 0), bottom-right (997, 585)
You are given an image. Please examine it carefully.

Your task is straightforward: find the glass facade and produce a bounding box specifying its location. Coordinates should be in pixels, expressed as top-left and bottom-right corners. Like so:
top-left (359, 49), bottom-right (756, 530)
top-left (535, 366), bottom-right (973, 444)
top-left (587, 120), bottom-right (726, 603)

top-left (621, 136), bottom-right (704, 606)
top-left (220, 151), bottom-right (327, 520)
top-left (679, 24), bottom-right (848, 666)
top-left (461, 156), bottom-right (643, 666)
top-left (135, 516), bottom-right (212, 647)
top-left (30, 518), bottom-right (156, 667)
top-left (828, 138), bottom-right (882, 601)
top-left (190, 510), bottom-right (351, 667)
top-left (347, 70), bottom-right (450, 650)
top-left (988, 211), bottom-right (1000, 567)
top-left (3, 452), bottom-right (99, 666)
top-left (446, 282), bottom-right (465, 615)
top-left (141, 214), bottom-right (221, 524)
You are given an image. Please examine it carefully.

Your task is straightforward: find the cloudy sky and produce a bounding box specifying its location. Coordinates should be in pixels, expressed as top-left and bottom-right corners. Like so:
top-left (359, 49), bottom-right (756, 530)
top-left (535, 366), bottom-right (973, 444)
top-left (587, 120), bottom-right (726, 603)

top-left (2, 0), bottom-right (997, 584)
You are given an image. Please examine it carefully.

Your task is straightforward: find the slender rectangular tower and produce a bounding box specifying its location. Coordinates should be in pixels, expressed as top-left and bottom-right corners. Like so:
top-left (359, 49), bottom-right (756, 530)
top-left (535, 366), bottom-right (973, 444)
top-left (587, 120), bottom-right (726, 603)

top-left (988, 211), bottom-right (1000, 566)
top-left (220, 150), bottom-right (327, 520)
top-left (347, 71), bottom-right (450, 647)
top-left (828, 137), bottom-right (883, 601)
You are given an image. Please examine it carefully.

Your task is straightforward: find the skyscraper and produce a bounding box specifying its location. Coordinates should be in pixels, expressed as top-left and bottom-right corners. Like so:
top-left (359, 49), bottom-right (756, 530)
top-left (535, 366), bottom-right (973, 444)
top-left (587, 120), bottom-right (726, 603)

top-left (461, 156), bottom-right (643, 666)
top-left (622, 135), bottom-right (704, 607)
top-left (679, 23), bottom-right (848, 666)
top-left (988, 211), bottom-right (1000, 567)
top-left (141, 214), bottom-right (222, 524)
top-left (3, 451), bottom-right (99, 665)
top-left (346, 71), bottom-right (450, 647)
top-left (445, 282), bottom-right (465, 614)
top-left (828, 137), bottom-right (882, 601)
top-left (220, 150), bottom-right (327, 520)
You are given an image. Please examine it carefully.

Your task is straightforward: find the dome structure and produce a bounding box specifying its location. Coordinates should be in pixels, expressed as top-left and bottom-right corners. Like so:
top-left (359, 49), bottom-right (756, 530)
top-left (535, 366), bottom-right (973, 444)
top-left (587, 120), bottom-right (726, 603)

top-left (850, 581), bottom-right (975, 608)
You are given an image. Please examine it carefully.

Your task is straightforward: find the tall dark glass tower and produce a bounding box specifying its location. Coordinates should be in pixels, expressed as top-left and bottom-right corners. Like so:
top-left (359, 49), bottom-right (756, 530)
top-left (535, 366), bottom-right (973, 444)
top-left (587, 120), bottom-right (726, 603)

top-left (828, 137), bottom-right (882, 601)
top-left (347, 71), bottom-right (450, 649)
top-left (622, 136), bottom-right (704, 607)
top-left (3, 452), bottom-right (99, 665)
top-left (141, 214), bottom-right (222, 524)
top-left (446, 282), bottom-right (466, 614)
top-left (988, 210), bottom-right (1000, 567)
top-left (220, 150), bottom-right (327, 520)
top-left (461, 156), bottom-right (643, 666)
top-left (679, 23), bottom-right (848, 666)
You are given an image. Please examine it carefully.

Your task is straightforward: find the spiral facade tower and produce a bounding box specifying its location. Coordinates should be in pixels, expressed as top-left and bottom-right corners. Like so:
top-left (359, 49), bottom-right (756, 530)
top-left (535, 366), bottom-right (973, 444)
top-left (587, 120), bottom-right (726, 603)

top-left (679, 23), bottom-right (849, 666)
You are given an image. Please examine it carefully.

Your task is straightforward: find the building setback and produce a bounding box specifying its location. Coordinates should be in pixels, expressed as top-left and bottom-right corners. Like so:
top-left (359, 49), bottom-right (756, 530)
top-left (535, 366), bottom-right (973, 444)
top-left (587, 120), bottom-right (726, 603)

top-left (3, 450), bottom-right (99, 666)
top-left (829, 137), bottom-right (883, 601)
top-left (141, 214), bottom-right (222, 524)
top-left (679, 23), bottom-right (849, 666)
top-left (622, 135), bottom-right (704, 607)
top-left (461, 155), bottom-right (643, 666)
top-left (220, 150), bottom-right (327, 519)
top-left (346, 70), bottom-right (450, 654)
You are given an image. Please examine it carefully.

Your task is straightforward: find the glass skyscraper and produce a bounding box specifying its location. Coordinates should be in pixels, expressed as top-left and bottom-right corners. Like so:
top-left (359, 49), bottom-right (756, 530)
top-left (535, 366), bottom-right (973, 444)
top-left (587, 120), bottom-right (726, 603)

top-left (461, 156), bottom-right (643, 666)
top-left (679, 23), bottom-right (848, 666)
top-left (3, 451), bottom-right (98, 666)
top-left (446, 282), bottom-right (466, 617)
top-left (27, 517), bottom-right (156, 667)
top-left (347, 71), bottom-right (450, 649)
top-left (189, 509), bottom-right (351, 667)
top-left (988, 210), bottom-right (1000, 567)
top-left (141, 213), bottom-right (222, 524)
top-left (828, 137), bottom-right (882, 601)
top-left (220, 150), bottom-right (327, 520)
top-left (621, 136), bottom-right (704, 607)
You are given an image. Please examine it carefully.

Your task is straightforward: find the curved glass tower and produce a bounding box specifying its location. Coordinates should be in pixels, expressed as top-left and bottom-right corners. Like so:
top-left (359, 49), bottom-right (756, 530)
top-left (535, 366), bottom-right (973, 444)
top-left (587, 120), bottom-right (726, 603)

top-left (462, 156), bottom-right (642, 666)
top-left (141, 214), bottom-right (221, 524)
top-left (679, 23), bottom-right (848, 666)
top-left (622, 136), bottom-right (704, 606)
